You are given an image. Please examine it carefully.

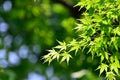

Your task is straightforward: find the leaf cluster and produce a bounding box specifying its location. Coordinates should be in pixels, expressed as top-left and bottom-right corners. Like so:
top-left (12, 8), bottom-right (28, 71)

top-left (43, 0), bottom-right (120, 79)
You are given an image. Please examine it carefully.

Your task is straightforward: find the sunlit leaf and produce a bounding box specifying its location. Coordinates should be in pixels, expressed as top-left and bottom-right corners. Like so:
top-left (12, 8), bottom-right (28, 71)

top-left (69, 39), bottom-right (80, 55)
top-left (48, 49), bottom-right (60, 61)
top-left (96, 63), bottom-right (108, 76)
top-left (60, 52), bottom-right (72, 64)
top-left (106, 72), bottom-right (116, 80)
top-left (43, 55), bottom-right (52, 65)
top-left (54, 41), bottom-right (67, 51)
top-left (110, 56), bottom-right (120, 75)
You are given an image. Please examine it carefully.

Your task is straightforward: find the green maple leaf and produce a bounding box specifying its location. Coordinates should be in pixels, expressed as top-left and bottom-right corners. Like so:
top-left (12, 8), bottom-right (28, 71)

top-left (106, 72), bottom-right (116, 80)
top-left (60, 52), bottom-right (72, 64)
top-left (96, 63), bottom-right (108, 76)
top-left (110, 56), bottom-right (120, 75)
top-left (47, 49), bottom-right (60, 61)
top-left (69, 39), bottom-right (80, 55)
top-left (54, 41), bottom-right (67, 51)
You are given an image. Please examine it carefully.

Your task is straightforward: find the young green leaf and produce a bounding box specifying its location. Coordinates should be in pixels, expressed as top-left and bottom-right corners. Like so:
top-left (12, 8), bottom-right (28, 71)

top-left (110, 56), bottom-right (120, 75)
top-left (69, 39), bottom-right (80, 55)
top-left (54, 41), bottom-right (67, 51)
top-left (47, 49), bottom-right (60, 61)
top-left (60, 52), bottom-right (72, 64)
top-left (43, 55), bottom-right (52, 65)
top-left (96, 63), bottom-right (108, 76)
top-left (106, 72), bottom-right (116, 80)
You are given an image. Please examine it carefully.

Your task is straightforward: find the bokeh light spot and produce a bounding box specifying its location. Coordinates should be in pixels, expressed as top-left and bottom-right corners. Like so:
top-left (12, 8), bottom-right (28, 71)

top-left (33, 45), bottom-right (41, 54)
top-left (28, 72), bottom-right (46, 80)
top-left (46, 66), bottom-right (54, 78)
top-left (3, 1), bottom-right (12, 12)
top-left (51, 76), bottom-right (59, 80)
top-left (18, 45), bottom-right (29, 59)
top-left (14, 35), bottom-right (23, 46)
top-left (0, 22), bottom-right (9, 33)
top-left (8, 52), bottom-right (20, 65)
top-left (4, 35), bottom-right (13, 48)
top-left (0, 49), bottom-right (6, 59)
top-left (0, 59), bottom-right (8, 68)
top-left (28, 54), bottom-right (38, 63)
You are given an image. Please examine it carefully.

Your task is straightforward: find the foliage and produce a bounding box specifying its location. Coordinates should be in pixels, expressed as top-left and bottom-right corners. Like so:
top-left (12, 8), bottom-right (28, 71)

top-left (43, 0), bottom-right (120, 79)
top-left (0, 0), bottom-right (79, 80)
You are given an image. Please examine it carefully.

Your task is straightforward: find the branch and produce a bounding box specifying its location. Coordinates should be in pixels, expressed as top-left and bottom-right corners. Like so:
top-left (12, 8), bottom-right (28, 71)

top-left (52, 0), bottom-right (86, 18)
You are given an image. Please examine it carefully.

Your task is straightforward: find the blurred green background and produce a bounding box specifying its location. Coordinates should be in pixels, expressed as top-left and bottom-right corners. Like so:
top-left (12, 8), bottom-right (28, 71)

top-left (0, 0), bottom-right (102, 80)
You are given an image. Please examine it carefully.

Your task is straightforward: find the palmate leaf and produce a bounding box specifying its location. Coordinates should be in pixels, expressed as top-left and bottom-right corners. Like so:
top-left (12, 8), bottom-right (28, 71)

top-left (80, 16), bottom-right (91, 25)
top-left (106, 72), bottom-right (116, 80)
top-left (42, 49), bottom-right (60, 64)
top-left (88, 40), bottom-right (102, 60)
top-left (60, 52), bottom-right (72, 64)
top-left (54, 41), bottom-right (67, 51)
top-left (110, 56), bottom-right (120, 75)
top-left (105, 51), bottom-right (108, 59)
top-left (98, 52), bottom-right (107, 63)
top-left (69, 39), bottom-right (80, 55)
top-left (75, 0), bottom-right (86, 9)
top-left (52, 53), bottom-right (59, 61)
top-left (75, 24), bottom-right (84, 32)
top-left (96, 63), bottom-right (108, 76)
top-left (113, 26), bottom-right (120, 36)
top-left (110, 63), bottom-right (119, 75)
top-left (88, 47), bottom-right (94, 59)
top-left (47, 49), bottom-right (60, 61)
top-left (43, 55), bottom-right (52, 65)
top-left (110, 37), bottom-right (118, 51)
